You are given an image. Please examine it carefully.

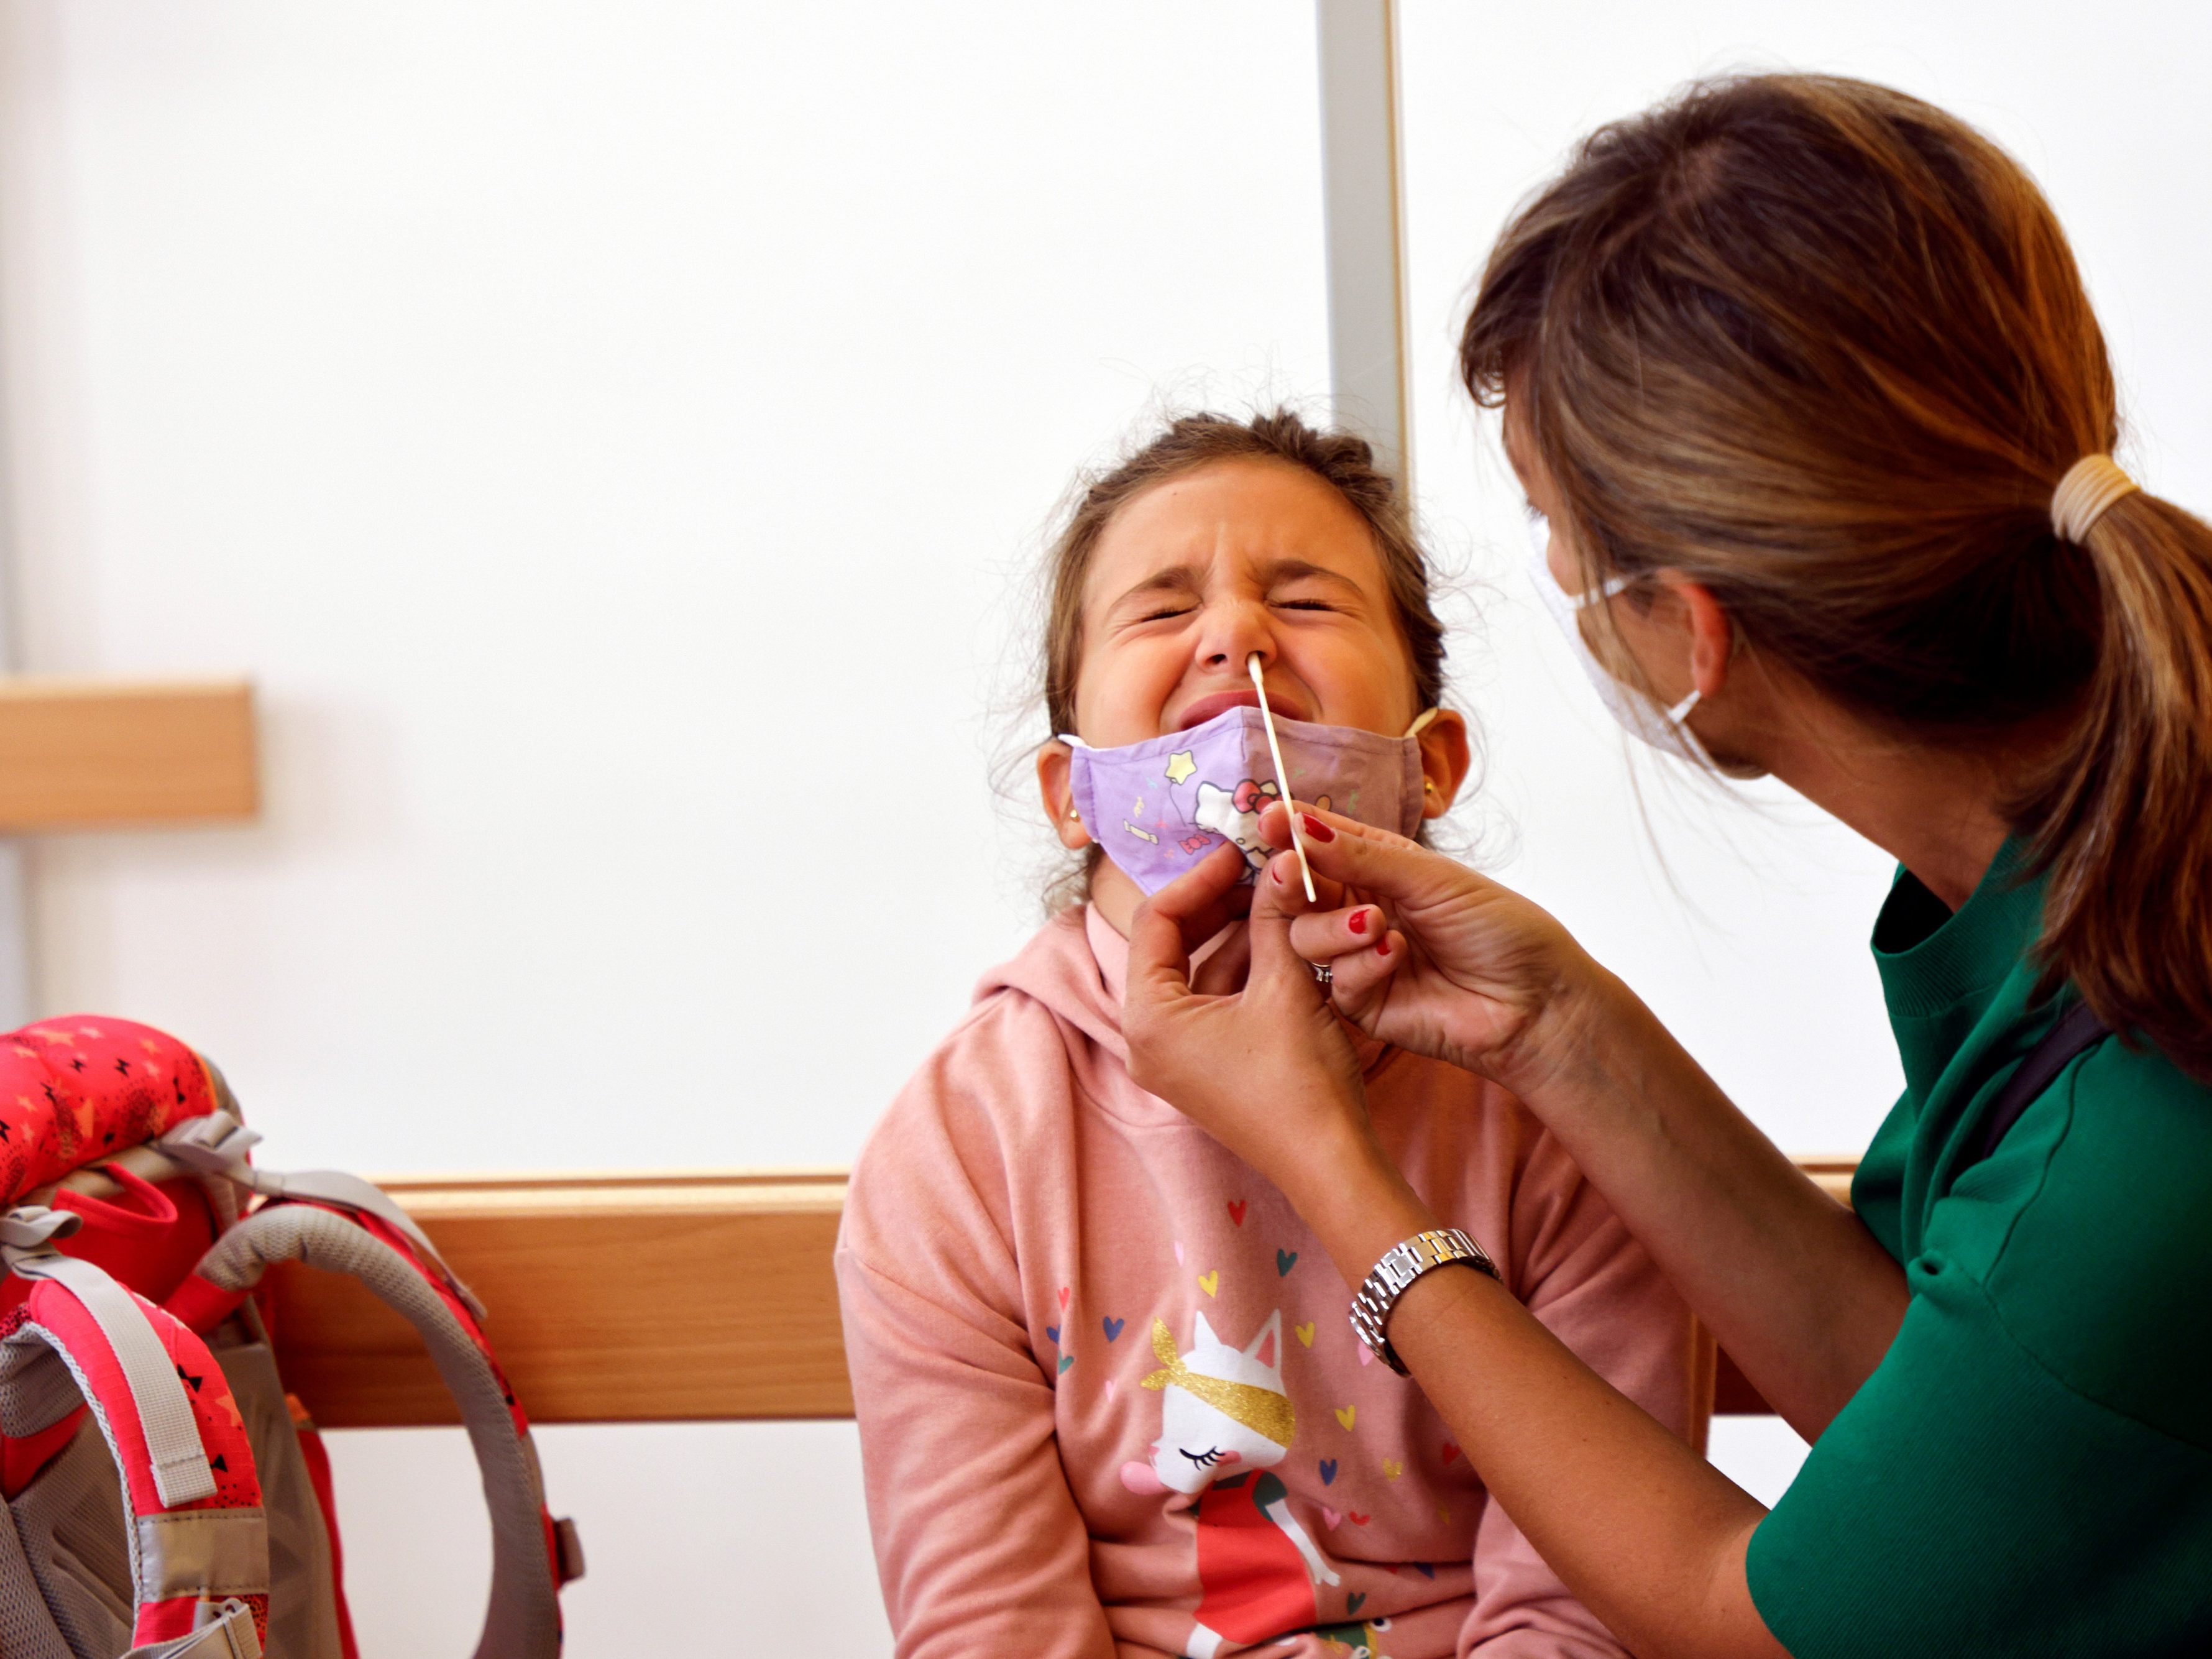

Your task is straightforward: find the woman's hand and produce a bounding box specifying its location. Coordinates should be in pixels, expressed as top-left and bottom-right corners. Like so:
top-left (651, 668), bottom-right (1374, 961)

top-left (1122, 842), bottom-right (1398, 1205)
top-left (1255, 802), bottom-right (1605, 1096)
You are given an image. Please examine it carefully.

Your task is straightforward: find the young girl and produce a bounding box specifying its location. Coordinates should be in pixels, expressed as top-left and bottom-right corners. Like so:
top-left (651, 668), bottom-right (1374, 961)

top-left (837, 410), bottom-right (1707, 1658)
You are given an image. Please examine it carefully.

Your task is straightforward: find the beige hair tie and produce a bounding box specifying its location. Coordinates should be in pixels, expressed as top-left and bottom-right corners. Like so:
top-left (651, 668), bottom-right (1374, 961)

top-left (2050, 454), bottom-right (2140, 543)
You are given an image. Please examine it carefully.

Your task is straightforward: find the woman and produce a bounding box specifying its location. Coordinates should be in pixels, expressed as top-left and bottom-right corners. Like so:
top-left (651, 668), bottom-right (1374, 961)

top-left (1121, 75), bottom-right (2212, 1658)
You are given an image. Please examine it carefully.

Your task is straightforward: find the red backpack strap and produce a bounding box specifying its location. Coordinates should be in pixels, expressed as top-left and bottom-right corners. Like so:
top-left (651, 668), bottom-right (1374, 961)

top-left (0, 1207), bottom-right (268, 1653)
top-left (192, 1198), bottom-right (574, 1658)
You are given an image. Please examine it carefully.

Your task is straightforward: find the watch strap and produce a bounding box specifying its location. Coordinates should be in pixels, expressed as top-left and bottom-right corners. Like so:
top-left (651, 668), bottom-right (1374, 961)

top-left (1347, 1226), bottom-right (1498, 1376)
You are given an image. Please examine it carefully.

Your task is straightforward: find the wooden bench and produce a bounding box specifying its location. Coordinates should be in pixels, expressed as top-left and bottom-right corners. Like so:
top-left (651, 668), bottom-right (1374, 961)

top-left (266, 1159), bottom-right (1858, 1426)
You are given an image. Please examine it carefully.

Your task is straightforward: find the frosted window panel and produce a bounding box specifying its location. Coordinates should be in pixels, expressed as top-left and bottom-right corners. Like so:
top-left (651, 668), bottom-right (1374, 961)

top-left (1397, 1), bottom-right (2212, 1152)
top-left (0, 1), bottom-right (1329, 1170)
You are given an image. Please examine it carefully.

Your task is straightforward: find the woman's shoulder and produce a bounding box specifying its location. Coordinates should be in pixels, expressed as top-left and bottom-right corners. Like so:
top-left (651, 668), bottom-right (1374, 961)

top-left (2042, 1025), bottom-right (2212, 1177)
top-left (1975, 1028), bottom-right (2212, 1263)
top-left (1967, 1034), bottom-right (2212, 1445)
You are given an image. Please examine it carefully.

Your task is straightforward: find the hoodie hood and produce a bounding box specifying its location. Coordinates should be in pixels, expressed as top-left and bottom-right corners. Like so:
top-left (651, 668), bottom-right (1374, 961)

top-left (976, 905), bottom-right (1389, 1124)
top-left (975, 905), bottom-right (1135, 1068)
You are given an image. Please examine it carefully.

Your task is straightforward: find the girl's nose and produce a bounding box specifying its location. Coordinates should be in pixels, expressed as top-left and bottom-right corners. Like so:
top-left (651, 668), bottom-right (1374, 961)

top-left (1196, 597), bottom-right (1274, 675)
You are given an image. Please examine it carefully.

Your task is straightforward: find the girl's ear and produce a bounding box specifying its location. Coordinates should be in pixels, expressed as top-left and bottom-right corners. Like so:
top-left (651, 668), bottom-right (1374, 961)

top-left (1037, 741), bottom-right (1092, 850)
top-left (1415, 710), bottom-right (1473, 819)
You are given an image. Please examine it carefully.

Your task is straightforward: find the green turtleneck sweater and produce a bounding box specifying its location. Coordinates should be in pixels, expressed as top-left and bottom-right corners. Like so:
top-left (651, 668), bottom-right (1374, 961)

top-left (1746, 843), bottom-right (2212, 1657)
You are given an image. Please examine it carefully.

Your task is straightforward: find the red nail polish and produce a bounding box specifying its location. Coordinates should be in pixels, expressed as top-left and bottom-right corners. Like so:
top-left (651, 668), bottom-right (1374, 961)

top-left (1347, 909), bottom-right (1369, 935)
top-left (1375, 935), bottom-right (1392, 957)
top-left (1301, 813), bottom-right (1335, 842)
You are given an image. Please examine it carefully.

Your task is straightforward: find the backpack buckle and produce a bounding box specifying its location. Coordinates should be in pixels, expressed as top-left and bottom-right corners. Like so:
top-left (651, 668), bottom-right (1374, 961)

top-left (0, 1204), bottom-right (83, 1255)
top-left (157, 1111), bottom-right (264, 1172)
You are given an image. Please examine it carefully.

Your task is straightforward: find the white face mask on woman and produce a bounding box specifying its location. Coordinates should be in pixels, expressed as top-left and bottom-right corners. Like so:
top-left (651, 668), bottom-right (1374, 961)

top-left (1525, 512), bottom-right (1715, 768)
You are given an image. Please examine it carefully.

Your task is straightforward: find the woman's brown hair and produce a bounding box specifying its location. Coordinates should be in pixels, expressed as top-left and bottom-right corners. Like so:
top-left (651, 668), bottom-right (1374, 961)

top-left (1462, 73), bottom-right (2212, 1072)
top-left (1034, 408), bottom-right (1450, 905)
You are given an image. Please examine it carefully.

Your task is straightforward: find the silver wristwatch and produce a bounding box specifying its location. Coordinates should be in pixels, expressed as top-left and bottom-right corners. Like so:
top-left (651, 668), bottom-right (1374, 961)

top-left (1348, 1227), bottom-right (1499, 1375)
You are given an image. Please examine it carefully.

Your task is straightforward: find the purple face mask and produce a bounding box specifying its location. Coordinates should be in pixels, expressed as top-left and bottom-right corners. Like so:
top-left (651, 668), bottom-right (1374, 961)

top-left (1062, 704), bottom-right (1434, 896)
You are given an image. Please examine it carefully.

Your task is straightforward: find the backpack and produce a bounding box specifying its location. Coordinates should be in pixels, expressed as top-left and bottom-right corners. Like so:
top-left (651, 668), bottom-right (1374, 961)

top-left (0, 1015), bottom-right (583, 1658)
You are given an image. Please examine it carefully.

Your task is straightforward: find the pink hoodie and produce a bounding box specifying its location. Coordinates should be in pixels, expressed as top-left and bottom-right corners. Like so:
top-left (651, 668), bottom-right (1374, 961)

top-left (837, 907), bottom-right (1709, 1658)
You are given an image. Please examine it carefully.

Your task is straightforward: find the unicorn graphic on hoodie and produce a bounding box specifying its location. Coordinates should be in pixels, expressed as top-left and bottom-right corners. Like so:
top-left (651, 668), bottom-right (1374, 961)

top-left (1119, 1310), bottom-right (1341, 1658)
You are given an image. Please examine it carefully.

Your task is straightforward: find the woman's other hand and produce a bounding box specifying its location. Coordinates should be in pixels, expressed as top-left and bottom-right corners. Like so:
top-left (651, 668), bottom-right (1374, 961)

top-left (1256, 802), bottom-right (1602, 1096)
top-left (1122, 842), bottom-right (1395, 1202)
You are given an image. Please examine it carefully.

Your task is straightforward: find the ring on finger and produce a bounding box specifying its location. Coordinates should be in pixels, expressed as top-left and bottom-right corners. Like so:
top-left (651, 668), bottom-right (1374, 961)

top-left (1308, 961), bottom-right (1333, 987)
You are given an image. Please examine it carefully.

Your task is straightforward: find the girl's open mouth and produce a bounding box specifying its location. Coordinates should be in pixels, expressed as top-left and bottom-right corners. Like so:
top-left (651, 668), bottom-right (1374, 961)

top-left (1173, 686), bottom-right (1313, 730)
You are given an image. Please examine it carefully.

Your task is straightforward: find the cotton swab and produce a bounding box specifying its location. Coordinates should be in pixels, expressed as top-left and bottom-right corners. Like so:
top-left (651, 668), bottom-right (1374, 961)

top-left (1247, 653), bottom-right (1317, 901)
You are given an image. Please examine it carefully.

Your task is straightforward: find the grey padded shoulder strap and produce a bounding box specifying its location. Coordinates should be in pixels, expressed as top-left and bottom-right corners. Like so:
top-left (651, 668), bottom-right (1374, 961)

top-left (1, 1207), bottom-right (218, 1509)
top-left (194, 1205), bottom-right (560, 1659)
top-left (159, 1114), bottom-right (487, 1320)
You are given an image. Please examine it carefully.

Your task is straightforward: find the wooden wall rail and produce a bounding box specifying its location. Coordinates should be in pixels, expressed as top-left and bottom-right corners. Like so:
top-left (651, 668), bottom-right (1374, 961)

top-left (266, 1171), bottom-right (853, 1426)
top-left (0, 677), bottom-right (257, 829)
top-left (267, 1159), bottom-right (1859, 1428)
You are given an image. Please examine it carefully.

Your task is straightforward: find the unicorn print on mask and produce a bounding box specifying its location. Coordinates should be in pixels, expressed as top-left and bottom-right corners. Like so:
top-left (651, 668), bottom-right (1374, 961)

top-left (1120, 1311), bottom-right (1341, 1658)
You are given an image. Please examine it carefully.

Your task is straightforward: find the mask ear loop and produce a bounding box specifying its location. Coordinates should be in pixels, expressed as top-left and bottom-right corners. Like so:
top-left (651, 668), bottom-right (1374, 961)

top-left (1247, 654), bottom-right (1318, 901)
top-left (1054, 735), bottom-right (1090, 826)
top-left (1405, 707), bottom-right (1442, 808)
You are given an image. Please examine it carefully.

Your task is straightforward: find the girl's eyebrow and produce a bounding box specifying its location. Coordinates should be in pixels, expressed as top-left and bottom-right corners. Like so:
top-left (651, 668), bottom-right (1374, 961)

top-left (1106, 561), bottom-right (1206, 614)
top-left (1261, 557), bottom-right (1367, 595)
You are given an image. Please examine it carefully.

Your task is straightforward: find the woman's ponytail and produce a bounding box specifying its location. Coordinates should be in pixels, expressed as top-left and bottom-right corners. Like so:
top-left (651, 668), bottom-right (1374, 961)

top-left (2025, 493), bottom-right (2212, 1072)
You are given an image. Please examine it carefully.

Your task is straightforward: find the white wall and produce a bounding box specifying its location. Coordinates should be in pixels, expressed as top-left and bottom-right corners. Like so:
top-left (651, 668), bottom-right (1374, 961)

top-left (0, 0), bottom-right (1327, 1185)
top-left (1396, 0), bottom-right (2212, 1517)
top-left (0, 4), bottom-right (1328, 1652)
top-left (0, 0), bottom-right (1332, 1177)
top-left (2, 1), bottom-right (2206, 1651)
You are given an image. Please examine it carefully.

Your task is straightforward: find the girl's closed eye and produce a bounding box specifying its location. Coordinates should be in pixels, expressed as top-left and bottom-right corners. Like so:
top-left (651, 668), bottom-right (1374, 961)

top-left (1178, 1446), bottom-right (1224, 1468)
top-left (1109, 570), bottom-right (1204, 631)
top-left (1265, 561), bottom-right (1367, 619)
top-left (1135, 601), bottom-right (1196, 624)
